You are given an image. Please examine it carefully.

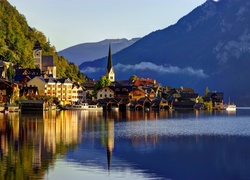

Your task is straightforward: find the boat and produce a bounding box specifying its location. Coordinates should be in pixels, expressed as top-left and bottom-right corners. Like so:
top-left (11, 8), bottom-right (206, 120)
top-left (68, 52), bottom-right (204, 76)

top-left (224, 97), bottom-right (236, 111)
top-left (225, 104), bottom-right (236, 111)
top-left (66, 103), bottom-right (103, 110)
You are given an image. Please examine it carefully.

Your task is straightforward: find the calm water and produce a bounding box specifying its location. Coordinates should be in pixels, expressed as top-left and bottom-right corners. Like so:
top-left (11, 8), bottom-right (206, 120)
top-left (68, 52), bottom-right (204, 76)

top-left (1, 108), bottom-right (250, 180)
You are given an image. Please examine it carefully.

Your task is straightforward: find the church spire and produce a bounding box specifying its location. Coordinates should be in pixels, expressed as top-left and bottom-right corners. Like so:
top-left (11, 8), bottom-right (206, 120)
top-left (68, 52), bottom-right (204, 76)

top-left (107, 44), bottom-right (113, 72)
top-left (106, 44), bottom-right (115, 82)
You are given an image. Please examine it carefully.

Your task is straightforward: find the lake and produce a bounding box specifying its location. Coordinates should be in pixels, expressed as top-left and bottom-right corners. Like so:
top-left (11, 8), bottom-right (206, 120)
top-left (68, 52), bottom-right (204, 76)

top-left (1, 108), bottom-right (250, 180)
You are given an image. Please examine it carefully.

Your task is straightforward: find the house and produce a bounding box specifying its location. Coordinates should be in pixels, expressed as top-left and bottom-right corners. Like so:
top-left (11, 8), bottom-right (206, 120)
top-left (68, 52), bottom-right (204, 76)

top-left (204, 92), bottom-right (224, 110)
top-left (129, 87), bottom-right (147, 101)
top-left (141, 86), bottom-right (156, 99)
top-left (72, 84), bottom-right (85, 103)
top-left (20, 85), bottom-right (39, 97)
top-left (150, 98), bottom-right (171, 110)
top-left (51, 78), bottom-right (72, 104)
top-left (20, 100), bottom-right (45, 111)
top-left (27, 77), bottom-right (73, 105)
top-left (134, 78), bottom-right (159, 87)
top-left (27, 77), bottom-right (46, 96)
top-left (82, 80), bottom-right (97, 99)
top-left (97, 86), bottom-right (114, 100)
top-left (0, 78), bottom-right (18, 104)
top-left (112, 86), bottom-right (132, 100)
top-left (173, 93), bottom-right (200, 109)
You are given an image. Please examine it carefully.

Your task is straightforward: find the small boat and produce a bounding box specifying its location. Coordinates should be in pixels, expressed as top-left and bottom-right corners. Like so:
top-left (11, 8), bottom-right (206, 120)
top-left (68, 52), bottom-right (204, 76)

top-left (225, 104), bottom-right (236, 111)
top-left (66, 103), bottom-right (103, 111)
top-left (224, 97), bottom-right (236, 111)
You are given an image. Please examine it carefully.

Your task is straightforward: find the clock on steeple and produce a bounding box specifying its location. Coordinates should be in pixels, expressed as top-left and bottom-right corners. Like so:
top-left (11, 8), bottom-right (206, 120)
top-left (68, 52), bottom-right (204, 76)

top-left (33, 40), bottom-right (42, 70)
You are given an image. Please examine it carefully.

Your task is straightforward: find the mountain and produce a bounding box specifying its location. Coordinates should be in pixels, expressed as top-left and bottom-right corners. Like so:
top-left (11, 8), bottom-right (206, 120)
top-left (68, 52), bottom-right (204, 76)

top-left (79, 0), bottom-right (250, 106)
top-left (58, 38), bottom-right (140, 65)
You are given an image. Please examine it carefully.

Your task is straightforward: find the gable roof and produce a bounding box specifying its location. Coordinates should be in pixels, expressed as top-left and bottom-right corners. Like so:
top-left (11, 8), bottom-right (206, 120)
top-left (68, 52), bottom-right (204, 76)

top-left (33, 40), bottom-right (42, 50)
top-left (15, 68), bottom-right (41, 76)
top-left (42, 56), bottom-right (55, 66)
top-left (13, 75), bottom-right (32, 82)
top-left (181, 93), bottom-right (199, 99)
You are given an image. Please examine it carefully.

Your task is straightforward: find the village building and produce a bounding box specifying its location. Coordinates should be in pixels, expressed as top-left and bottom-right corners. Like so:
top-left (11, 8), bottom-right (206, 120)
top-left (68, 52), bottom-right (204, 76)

top-left (204, 92), bottom-right (224, 110)
top-left (72, 84), bottom-right (85, 103)
top-left (27, 77), bottom-right (73, 105)
top-left (129, 88), bottom-right (147, 102)
top-left (97, 86), bottom-right (114, 100)
top-left (82, 80), bottom-right (97, 100)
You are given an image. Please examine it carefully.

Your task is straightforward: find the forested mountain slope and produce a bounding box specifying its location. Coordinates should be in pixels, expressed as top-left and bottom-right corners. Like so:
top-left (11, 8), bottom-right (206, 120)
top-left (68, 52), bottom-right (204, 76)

top-left (0, 0), bottom-right (85, 82)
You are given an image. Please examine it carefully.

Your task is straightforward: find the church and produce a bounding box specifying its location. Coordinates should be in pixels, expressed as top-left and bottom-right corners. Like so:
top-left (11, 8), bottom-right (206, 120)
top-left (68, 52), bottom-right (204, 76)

top-left (105, 44), bottom-right (115, 82)
top-left (33, 40), bottom-right (56, 78)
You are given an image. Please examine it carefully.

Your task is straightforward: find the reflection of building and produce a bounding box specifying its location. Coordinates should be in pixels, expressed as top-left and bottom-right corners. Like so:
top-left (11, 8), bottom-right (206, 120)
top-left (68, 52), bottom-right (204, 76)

top-left (0, 111), bottom-right (82, 179)
top-left (107, 119), bottom-right (114, 170)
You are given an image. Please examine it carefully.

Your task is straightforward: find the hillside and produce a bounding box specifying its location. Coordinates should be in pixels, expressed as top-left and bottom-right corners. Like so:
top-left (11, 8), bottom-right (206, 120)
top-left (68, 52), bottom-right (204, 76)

top-left (0, 0), bottom-right (85, 83)
top-left (79, 0), bottom-right (250, 106)
top-left (59, 38), bottom-right (140, 65)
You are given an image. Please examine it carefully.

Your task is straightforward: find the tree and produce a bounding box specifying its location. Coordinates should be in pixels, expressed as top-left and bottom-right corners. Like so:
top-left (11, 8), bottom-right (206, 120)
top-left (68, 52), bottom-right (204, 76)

top-left (204, 87), bottom-right (209, 97)
top-left (129, 74), bottom-right (138, 81)
top-left (6, 63), bottom-right (15, 81)
top-left (97, 76), bottom-right (111, 88)
top-left (92, 76), bottom-right (111, 98)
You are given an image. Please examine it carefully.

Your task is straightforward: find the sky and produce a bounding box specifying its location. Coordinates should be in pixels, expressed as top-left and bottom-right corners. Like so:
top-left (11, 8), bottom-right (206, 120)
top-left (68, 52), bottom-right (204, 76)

top-left (8, 0), bottom-right (207, 51)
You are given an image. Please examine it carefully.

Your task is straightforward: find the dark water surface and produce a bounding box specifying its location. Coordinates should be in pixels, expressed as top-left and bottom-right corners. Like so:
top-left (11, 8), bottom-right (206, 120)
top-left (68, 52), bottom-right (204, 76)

top-left (1, 108), bottom-right (250, 180)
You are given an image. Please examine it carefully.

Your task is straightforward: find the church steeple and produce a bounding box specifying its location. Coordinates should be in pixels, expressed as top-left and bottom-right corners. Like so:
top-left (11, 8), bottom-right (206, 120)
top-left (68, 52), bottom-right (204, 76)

top-left (106, 44), bottom-right (115, 82)
top-left (33, 40), bottom-right (42, 70)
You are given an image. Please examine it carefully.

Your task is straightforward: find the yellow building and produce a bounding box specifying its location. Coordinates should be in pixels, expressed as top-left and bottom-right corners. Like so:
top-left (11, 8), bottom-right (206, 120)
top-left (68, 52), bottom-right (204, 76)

top-left (27, 77), bottom-right (73, 104)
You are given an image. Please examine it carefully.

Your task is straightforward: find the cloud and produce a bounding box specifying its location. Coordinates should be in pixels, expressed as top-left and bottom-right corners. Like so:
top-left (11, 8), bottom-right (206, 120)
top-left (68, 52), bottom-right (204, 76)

top-left (114, 62), bottom-right (208, 78)
top-left (81, 67), bottom-right (102, 73)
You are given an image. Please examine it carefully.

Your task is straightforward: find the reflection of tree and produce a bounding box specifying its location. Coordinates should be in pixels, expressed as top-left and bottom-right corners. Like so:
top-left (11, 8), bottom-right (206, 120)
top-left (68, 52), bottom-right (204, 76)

top-left (0, 110), bottom-right (82, 179)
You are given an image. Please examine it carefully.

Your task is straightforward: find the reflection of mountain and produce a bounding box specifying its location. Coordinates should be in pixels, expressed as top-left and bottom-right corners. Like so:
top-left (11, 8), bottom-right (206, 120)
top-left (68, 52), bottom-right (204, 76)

top-left (0, 111), bottom-right (82, 179)
top-left (64, 111), bottom-right (250, 179)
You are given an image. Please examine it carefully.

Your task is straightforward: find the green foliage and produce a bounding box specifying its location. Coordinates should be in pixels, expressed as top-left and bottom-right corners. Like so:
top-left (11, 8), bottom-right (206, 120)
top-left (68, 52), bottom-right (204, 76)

top-left (92, 76), bottom-right (111, 98)
top-left (129, 74), bottom-right (138, 81)
top-left (97, 76), bottom-right (111, 88)
top-left (6, 63), bottom-right (15, 81)
top-left (19, 95), bottom-right (28, 101)
top-left (204, 101), bottom-right (213, 111)
top-left (0, 1), bottom-right (84, 83)
top-left (198, 96), bottom-right (204, 103)
top-left (204, 87), bottom-right (209, 97)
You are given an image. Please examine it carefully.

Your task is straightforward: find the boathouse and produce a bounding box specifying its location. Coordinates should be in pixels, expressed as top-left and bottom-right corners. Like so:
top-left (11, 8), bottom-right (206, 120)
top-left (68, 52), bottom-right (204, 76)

top-left (20, 100), bottom-right (45, 111)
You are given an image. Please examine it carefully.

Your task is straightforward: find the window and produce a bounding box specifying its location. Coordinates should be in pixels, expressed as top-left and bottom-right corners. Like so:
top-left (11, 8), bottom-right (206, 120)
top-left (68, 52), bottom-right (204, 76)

top-left (122, 88), bottom-right (128, 92)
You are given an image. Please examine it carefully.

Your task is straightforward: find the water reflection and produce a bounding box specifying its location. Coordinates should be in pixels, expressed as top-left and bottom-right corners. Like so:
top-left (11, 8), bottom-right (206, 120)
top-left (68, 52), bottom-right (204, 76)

top-left (0, 110), bottom-right (83, 179)
top-left (0, 109), bottom-right (248, 180)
